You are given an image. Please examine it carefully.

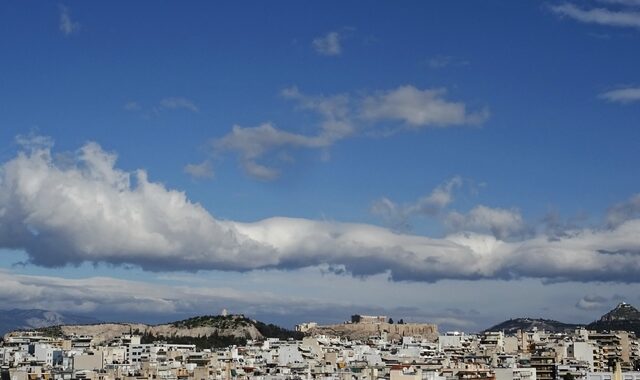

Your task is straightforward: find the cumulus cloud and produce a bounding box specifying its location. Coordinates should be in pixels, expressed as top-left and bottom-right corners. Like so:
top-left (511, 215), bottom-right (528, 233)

top-left (159, 97), bottom-right (199, 112)
top-left (212, 87), bottom-right (355, 180)
top-left (599, 87), bottom-right (640, 104)
top-left (59, 5), bottom-right (80, 36)
top-left (15, 134), bottom-right (54, 150)
top-left (542, 209), bottom-right (590, 241)
top-left (371, 177), bottom-right (463, 230)
top-left (606, 194), bottom-right (640, 227)
top-left (0, 140), bottom-right (271, 270)
top-left (550, 3), bottom-right (640, 28)
top-left (281, 86), bottom-right (355, 141)
top-left (576, 295), bottom-right (608, 310)
top-left (446, 206), bottom-right (530, 240)
top-left (213, 123), bottom-right (332, 180)
top-left (360, 86), bottom-right (489, 128)
top-left (574, 294), bottom-right (625, 311)
top-left (4, 139), bottom-right (640, 283)
top-left (184, 160), bottom-right (214, 179)
top-left (312, 31), bottom-right (342, 56)
top-left (212, 86), bottom-right (487, 180)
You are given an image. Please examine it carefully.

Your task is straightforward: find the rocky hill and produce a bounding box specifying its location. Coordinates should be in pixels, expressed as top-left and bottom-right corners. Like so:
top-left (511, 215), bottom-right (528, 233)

top-left (4, 314), bottom-right (302, 349)
top-left (307, 322), bottom-right (438, 341)
top-left (0, 309), bottom-right (100, 335)
top-left (587, 302), bottom-right (640, 335)
top-left (483, 318), bottom-right (581, 334)
top-left (484, 303), bottom-right (640, 335)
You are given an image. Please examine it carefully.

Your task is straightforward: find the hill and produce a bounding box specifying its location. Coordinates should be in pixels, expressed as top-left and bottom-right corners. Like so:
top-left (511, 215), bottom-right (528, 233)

top-left (483, 318), bottom-right (581, 334)
top-left (587, 302), bottom-right (640, 335)
top-left (4, 314), bottom-right (303, 349)
top-left (0, 309), bottom-right (100, 335)
top-left (484, 303), bottom-right (640, 335)
top-left (307, 322), bottom-right (438, 341)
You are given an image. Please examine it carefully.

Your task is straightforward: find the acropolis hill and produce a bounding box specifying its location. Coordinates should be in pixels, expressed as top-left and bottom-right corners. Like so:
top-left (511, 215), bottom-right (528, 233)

top-left (301, 315), bottom-right (439, 341)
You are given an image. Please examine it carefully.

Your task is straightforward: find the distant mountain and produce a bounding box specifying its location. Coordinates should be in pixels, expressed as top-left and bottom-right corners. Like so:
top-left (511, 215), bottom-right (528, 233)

top-left (484, 303), bottom-right (640, 336)
top-left (3, 314), bottom-right (302, 349)
top-left (483, 318), bottom-right (581, 334)
top-left (587, 302), bottom-right (640, 335)
top-left (0, 309), bottom-right (100, 335)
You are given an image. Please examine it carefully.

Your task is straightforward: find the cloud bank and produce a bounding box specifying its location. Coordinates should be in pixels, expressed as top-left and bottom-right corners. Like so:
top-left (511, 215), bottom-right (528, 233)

top-left (3, 139), bottom-right (640, 282)
top-left (0, 268), bottom-right (490, 329)
top-left (0, 269), bottom-right (344, 321)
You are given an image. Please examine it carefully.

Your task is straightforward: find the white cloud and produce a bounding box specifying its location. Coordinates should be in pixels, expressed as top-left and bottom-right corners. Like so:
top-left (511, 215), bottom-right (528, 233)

top-left (159, 97), bottom-right (199, 112)
top-left (212, 87), bottom-right (355, 180)
top-left (214, 123), bottom-right (332, 180)
top-left (312, 31), bottom-right (342, 56)
top-left (446, 205), bottom-right (528, 240)
top-left (124, 101), bottom-right (141, 111)
top-left (122, 98), bottom-right (199, 115)
top-left (360, 86), bottom-right (490, 128)
top-left (4, 139), bottom-right (640, 283)
top-left (550, 3), bottom-right (640, 28)
top-left (59, 5), bottom-right (80, 36)
top-left (15, 133), bottom-right (54, 150)
top-left (371, 177), bottom-right (463, 230)
top-left (575, 295), bottom-right (609, 310)
top-left (0, 140), bottom-right (270, 270)
top-left (427, 55), bottom-right (454, 69)
top-left (426, 55), bottom-right (469, 69)
top-left (606, 193), bottom-right (640, 227)
top-left (213, 86), bottom-right (487, 180)
top-left (599, 87), bottom-right (640, 104)
top-left (598, 0), bottom-right (640, 6)
top-left (542, 209), bottom-right (590, 240)
top-left (372, 180), bottom-right (530, 239)
top-left (281, 86), bottom-right (354, 141)
top-left (184, 160), bottom-right (214, 179)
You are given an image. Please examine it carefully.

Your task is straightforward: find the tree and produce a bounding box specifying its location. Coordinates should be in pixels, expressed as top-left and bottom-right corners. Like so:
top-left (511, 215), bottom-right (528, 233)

top-left (351, 314), bottom-right (362, 323)
top-left (388, 318), bottom-right (394, 324)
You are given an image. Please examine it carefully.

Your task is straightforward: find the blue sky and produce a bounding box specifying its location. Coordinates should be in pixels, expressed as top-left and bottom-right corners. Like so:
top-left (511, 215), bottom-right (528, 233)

top-left (1, 1), bottom-right (640, 331)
